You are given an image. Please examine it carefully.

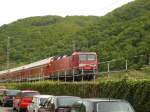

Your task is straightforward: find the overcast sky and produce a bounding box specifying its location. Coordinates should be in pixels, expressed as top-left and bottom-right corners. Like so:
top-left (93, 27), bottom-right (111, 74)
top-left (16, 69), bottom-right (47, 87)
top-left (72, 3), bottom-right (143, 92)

top-left (0, 0), bottom-right (133, 26)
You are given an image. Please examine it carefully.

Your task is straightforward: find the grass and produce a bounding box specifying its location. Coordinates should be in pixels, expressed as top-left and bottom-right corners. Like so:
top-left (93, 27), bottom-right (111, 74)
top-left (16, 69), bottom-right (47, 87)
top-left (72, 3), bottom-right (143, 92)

top-left (97, 67), bottom-right (150, 81)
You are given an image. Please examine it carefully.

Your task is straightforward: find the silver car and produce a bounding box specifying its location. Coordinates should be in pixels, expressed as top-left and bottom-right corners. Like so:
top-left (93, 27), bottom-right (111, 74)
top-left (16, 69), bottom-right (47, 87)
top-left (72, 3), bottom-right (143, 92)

top-left (27, 95), bottom-right (53, 112)
top-left (74, 98), bottom-right (135, 112)
top-left (38, 96), bottom-right (82, 112)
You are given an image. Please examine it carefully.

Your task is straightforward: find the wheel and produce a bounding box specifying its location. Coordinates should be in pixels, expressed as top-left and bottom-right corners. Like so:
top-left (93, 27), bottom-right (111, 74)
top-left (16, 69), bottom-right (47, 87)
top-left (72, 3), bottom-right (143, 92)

top-left (2, 103), bottom-right (7, 107)
top-left (19, 108), bottom-right (26, 112)
top-left (0, 101), bottom-right (2, 106)
top-left (13, 107), bottom-right (16, 111)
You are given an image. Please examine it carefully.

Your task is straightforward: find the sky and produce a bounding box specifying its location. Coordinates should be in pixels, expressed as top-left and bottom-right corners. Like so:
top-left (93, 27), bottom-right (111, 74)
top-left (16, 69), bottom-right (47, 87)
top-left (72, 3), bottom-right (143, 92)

top-left (0, 0), bottom-right (134, 26)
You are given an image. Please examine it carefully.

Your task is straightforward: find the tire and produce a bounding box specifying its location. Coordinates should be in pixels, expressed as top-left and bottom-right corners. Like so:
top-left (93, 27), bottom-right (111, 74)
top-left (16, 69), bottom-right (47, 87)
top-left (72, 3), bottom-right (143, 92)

top-left (2, 103), bottom-right (7, 107)
top-left (0, 101), bottom-right (2, 106)
top-left (13, 107), bottom-right (16, 111)
top-left (19, 108), bottom-right (26, 112)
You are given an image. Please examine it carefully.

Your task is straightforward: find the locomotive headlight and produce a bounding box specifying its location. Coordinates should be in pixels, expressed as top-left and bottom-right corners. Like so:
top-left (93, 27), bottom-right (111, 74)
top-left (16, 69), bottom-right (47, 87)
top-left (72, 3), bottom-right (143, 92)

top-left (79, 64), bottom-right (96, 67)
top-left (79, 64), bottom-right (86, 67)
top-left (91, 64), bottom-right (96, 67)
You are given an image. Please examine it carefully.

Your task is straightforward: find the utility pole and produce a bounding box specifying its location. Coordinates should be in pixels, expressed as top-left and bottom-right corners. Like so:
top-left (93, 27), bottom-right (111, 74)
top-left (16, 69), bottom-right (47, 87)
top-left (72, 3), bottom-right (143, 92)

top-left (73, 41), bottom-right (76, 52)
top-left (7, 36), bottom-right (10, 69)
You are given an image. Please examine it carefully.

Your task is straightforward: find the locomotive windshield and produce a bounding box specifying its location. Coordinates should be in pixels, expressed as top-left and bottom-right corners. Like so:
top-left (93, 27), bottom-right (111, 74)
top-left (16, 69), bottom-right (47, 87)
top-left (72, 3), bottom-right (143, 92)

top-left (79, 54), bottom-right (96, 61)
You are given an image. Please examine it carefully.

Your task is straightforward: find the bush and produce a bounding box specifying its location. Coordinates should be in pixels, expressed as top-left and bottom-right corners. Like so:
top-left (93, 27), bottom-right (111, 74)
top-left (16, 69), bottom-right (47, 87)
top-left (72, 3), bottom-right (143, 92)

top-left (3, 79), bottom-right (150, 112)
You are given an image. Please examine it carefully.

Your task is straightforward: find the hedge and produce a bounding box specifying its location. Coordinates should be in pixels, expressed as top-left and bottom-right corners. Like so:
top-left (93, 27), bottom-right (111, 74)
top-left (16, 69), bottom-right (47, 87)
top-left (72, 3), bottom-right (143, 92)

top-left (3, 79), bottom-right (150, 112)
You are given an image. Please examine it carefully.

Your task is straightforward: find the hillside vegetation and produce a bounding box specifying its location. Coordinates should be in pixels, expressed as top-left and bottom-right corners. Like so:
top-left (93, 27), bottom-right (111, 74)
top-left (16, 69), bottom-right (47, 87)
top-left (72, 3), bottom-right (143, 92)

top-left (0, 0), bottom-right (150, 70)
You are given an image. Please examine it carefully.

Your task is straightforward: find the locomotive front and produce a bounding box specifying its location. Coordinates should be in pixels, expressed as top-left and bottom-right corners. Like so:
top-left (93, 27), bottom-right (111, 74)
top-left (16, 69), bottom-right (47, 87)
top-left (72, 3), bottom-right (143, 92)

top-left (72, 52), bottom-right (98, 79)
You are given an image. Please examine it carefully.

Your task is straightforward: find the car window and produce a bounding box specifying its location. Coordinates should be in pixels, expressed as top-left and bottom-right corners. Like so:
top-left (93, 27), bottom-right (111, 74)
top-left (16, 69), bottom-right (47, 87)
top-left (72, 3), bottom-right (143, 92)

top-left (22, 92), bottom-right (39, 98)
top-left (58, 97), bottom-right (81, 107)
top-left (96, 101), bottom-right (135, 112)
top-left (5, 90), bottom-right (20, 96)
top-left (40, 98), bottom-right (48, 105)
top-left (16, 92), bottom-right (21, 98)
top-left (42, 97), bottom-right (52, 107)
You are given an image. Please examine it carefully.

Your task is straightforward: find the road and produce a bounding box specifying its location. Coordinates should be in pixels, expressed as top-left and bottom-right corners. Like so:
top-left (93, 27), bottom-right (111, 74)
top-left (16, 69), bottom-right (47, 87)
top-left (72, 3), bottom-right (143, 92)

top-left (0, 107), bottom-right (13, 112)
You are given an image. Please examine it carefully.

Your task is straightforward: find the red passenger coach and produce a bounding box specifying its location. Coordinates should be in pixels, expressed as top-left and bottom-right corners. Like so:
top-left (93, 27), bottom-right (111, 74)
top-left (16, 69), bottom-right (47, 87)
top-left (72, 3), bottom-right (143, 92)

top-left (0, 52), bottom-right (98, 82)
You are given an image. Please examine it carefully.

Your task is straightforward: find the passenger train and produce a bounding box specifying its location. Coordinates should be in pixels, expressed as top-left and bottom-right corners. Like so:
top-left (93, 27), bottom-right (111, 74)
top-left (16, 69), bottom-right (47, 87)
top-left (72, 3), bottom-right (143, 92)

top-left (0, 52), bottom-right (98, 82)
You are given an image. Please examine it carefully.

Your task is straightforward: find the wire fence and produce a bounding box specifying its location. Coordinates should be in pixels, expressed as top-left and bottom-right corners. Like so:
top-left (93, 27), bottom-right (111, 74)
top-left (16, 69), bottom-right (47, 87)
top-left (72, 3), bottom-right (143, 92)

top-left (99, 54), bottom-right (150, 75)
top-left (0, 54), bottom-right (150, 83)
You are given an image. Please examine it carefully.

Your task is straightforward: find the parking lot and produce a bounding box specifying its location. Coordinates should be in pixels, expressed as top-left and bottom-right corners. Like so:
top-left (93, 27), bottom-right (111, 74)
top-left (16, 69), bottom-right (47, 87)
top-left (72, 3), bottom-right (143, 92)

top-left (0, 107), bottom-right (12, 112)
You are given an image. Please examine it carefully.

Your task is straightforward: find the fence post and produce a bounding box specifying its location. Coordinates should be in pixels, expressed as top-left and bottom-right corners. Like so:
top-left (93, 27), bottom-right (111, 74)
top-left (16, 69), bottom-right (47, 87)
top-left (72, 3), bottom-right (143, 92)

top-left (82, 68), bottom-right (84, 82)
top-left (73, 69), bottom-right (75, 82)
top-left (93, 75), bottom-right (96, 83)
top-left (51, 72), bottom-right (54, 82)
top-left (65, 70), bottom-right (67, 83)
top-left (149, 55), bottom-right (150, 65)
top-left (107, 62), bottom-right (110, 78)
top-left (93, 68), bottom-right (96, 83)
top-left (40, 68), bottom-right (44, 80)
top-left (126, 60), bottom-right (128, 71)
top-left (57, 72), bottom-right (60, 83)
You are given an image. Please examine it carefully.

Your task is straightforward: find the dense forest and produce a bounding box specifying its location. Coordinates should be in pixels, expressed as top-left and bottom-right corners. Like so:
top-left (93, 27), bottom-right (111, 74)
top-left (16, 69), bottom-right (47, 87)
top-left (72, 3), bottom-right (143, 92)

top-left (0, 0), bottom-right (150, 70)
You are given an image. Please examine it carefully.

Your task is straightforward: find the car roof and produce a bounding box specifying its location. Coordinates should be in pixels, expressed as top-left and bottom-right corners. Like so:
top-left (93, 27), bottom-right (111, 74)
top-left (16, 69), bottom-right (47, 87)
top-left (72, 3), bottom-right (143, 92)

top-left (33, 95), bottom-right (53, 98)
top-left (83, 98), bottom-right (125, 102)
top-left (21, 90), bottom-right (39, 93)
top-left (0, 89), bottom-right (7, 91)
top-left (55, 96), bottom-right (81, 98)
top-left (6, 89), bottom-right (20, 91)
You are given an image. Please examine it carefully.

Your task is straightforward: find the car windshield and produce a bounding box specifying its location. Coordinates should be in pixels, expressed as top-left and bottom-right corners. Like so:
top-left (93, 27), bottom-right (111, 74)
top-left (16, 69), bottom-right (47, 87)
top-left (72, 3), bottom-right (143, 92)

top-left (97, 101), bottom-right (135, 112)
top-left (58, 97), bottom-right (81, 107)
top-left (40, 98), bottom-right (48, 104)
top-left (22, 92), bottom-right (39, 98)
top-left (79, 54), bottom-right (96, 61)
top-left (5, 90), bottom-right (20, 96)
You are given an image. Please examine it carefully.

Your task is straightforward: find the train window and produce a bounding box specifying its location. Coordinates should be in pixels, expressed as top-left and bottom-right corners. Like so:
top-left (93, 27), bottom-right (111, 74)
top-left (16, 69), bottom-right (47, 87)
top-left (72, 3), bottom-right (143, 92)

top-left (80, 54), bottom-right (96, 61)
top-left (88, 54), bottom-right (96, 61)
top-left (79, 55), bottom-right (87, 61)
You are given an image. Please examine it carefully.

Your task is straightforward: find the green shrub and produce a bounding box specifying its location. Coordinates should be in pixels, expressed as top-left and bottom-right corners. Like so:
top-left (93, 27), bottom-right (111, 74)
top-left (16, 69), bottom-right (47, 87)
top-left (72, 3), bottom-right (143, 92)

top-left (2, 79), bottom-right (150, 112)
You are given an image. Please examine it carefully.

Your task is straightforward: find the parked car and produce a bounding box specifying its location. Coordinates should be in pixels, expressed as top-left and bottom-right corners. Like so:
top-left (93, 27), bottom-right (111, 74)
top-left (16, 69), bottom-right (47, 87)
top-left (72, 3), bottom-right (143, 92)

top-left (1, 89), bottom-right (20, 107)
top-left (38, 96), bottom-right (82, 112)
top-left (13, 90), bottom-right (40, 112)
top-left (0, 88), bottom-right (7, 105)
top-left (27, 95), bottom-right (53, 112)
top-left (76, 98), bottom-right (135, 112)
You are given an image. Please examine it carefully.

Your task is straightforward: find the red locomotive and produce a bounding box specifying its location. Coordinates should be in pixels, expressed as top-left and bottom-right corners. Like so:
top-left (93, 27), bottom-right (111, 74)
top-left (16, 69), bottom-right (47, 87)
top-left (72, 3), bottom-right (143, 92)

top-left (0, 52), bottom-right (98, 82)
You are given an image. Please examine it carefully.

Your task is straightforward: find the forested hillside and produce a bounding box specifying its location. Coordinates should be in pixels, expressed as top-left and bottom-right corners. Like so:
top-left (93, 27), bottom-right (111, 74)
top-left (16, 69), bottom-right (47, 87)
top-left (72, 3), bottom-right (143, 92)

top-left (0, 0), bottom-right (150, 70)
top-left (0, 16), bottom-right (100, 68)
top-left (74, 0), bottom-right (150, 60)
